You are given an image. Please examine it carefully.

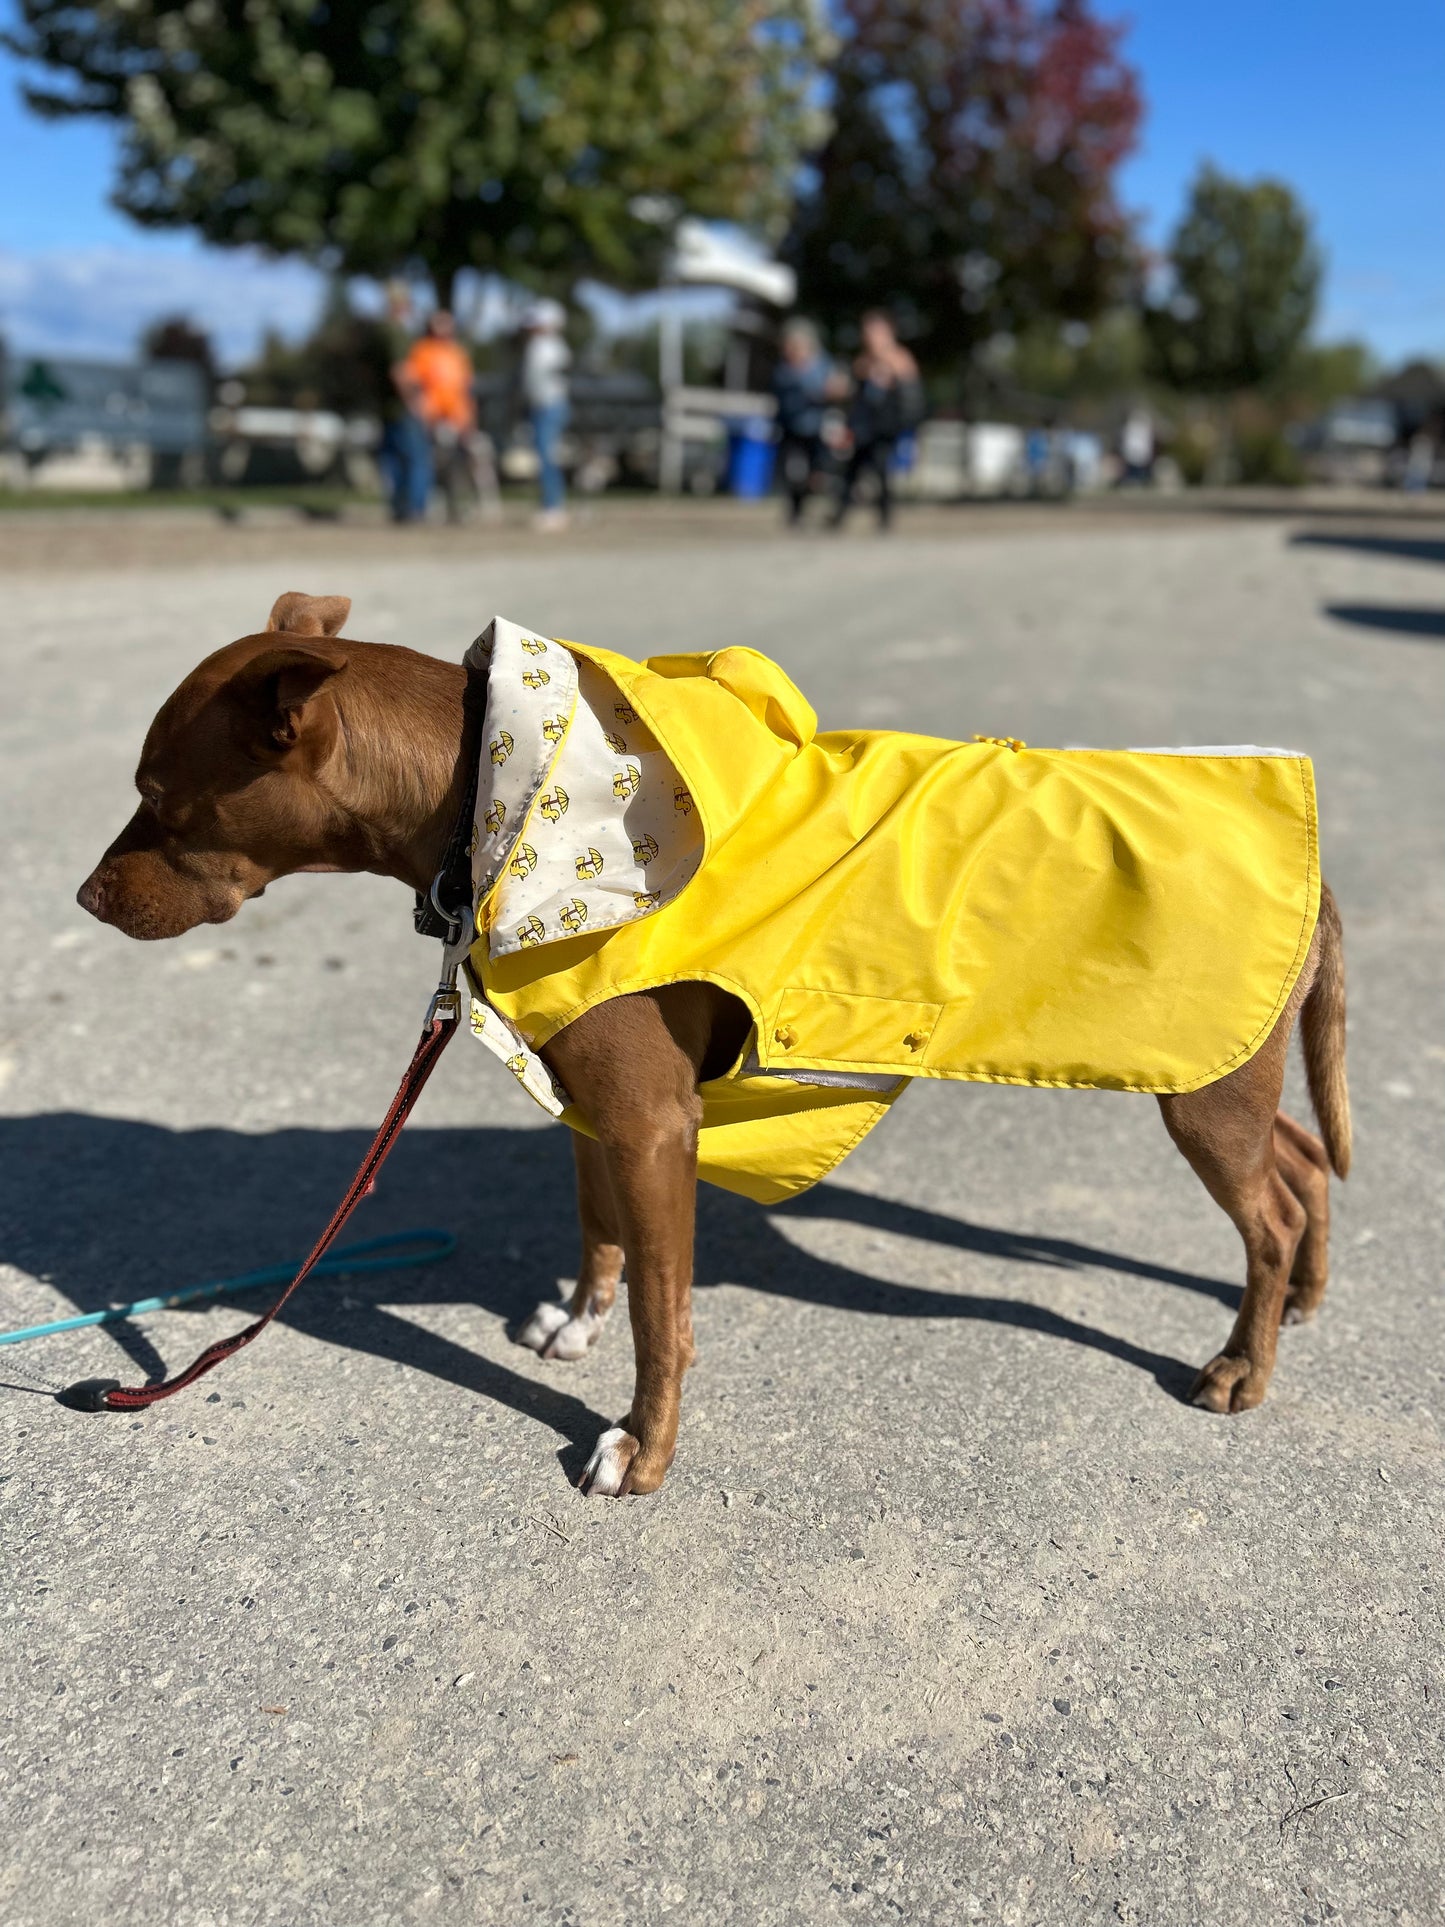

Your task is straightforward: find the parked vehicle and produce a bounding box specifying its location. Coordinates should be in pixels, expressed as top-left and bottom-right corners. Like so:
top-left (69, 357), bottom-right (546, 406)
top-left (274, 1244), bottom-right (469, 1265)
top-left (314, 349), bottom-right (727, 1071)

top-left (1291, 398), bottom-right (1397, 486)
top-left (207, 392), bottom-right (378, 488)
top-left (1, 350), bottom-right (207, 486)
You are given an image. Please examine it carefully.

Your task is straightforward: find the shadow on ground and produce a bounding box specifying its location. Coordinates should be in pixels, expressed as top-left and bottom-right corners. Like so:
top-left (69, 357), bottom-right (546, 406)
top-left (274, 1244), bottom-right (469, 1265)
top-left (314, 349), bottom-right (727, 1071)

top-left (1290, 530), bottom-right (1445, 568)
top-left (0, 1114), bottom-right (1233, 1440)
top-left (1323, 603), bottom-right (1445, 641)
top-left (1286, 529), bottom-right (1445, 642)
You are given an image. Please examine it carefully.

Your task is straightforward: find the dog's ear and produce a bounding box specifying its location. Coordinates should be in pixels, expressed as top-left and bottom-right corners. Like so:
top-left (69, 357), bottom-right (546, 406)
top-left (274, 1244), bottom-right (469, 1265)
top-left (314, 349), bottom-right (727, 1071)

top-left (267, 591), bottom-right (351, 638)
top-left (236, 644), bottom-right (348, 751)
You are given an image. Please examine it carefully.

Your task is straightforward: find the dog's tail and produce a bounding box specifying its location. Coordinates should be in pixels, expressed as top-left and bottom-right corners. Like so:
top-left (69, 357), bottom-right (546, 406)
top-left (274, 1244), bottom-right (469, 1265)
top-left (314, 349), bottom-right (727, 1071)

top-left (1302, 881), bottom-right (1351, 1179)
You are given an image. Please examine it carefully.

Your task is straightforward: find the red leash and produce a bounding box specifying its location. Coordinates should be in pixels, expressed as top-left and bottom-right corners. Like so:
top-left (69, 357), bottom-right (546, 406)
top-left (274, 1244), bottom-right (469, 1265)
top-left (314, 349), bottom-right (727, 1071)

top-left (64, 992), bottom-right (461, 1413)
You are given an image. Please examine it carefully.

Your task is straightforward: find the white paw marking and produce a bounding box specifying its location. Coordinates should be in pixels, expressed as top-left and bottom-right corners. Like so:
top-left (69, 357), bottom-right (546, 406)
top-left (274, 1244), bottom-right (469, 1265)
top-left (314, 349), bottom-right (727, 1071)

top-left (516, 1286), bottom-right (611, 1361)
top-left (579, 1425), bottom-right (639, 1497)
top-left (546, 1305), bottom-right (610, 1361)
top-left (516, 1300), bottom-right (570, 1352)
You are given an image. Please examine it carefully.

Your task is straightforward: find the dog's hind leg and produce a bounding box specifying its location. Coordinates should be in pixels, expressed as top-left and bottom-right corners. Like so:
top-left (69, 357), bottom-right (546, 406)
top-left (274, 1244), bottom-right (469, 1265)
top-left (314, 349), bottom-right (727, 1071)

top-left (1273, 1109), bottom-right (1332, 1325)
top-left (516, 1135), bottom-right (624, 1361)
top-left (1273, 880), bottom-right (1351, 1330)
top-left (1160, 891), bottom-right (1350, 1409)
top-left (1158, 1007), bottom-right (1306, 1414)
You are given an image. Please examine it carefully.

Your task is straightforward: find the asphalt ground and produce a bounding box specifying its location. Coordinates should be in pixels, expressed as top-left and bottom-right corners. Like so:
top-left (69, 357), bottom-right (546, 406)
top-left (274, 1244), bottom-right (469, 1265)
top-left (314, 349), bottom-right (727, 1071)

top-left (2, 503), bottom-right (1442, 1925)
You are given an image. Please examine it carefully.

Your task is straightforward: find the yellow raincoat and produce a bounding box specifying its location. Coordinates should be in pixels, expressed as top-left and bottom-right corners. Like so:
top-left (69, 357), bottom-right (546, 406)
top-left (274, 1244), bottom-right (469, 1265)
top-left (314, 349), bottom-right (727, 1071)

top-left (469, 638), bottom-right (1319, 1202)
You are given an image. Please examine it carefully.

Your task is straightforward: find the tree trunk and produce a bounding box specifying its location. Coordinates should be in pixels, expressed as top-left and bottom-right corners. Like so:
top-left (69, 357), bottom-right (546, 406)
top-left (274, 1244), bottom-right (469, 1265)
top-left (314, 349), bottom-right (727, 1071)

top-left (420, 250), bottom-right (468, 319)
top-left (1206, 394), bottom-right (1234, 486)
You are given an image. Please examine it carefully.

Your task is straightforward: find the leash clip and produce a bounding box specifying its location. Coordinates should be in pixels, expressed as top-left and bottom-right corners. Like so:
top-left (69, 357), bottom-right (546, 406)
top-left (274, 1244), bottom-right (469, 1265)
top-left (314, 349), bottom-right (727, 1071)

top-left (427, 983), bottom-right (463, 1027)
top-left (426, 872), bottom-right (467, 947)
top-left (427, 959), bottom-right (463, 1028)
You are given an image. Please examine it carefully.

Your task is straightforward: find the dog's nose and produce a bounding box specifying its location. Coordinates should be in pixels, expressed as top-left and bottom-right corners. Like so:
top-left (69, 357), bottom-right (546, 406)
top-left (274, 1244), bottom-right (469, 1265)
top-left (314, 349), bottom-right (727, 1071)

top-left (76, 871), bottom-right (107, 920)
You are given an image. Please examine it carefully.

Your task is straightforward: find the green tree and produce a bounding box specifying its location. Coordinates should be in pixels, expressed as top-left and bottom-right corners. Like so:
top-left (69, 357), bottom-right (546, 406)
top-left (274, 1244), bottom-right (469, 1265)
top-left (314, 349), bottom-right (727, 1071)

top-left (238, 286), bottom-right (399, 415)
top-left (1145, 166), bottom-right (1322, 395)
top-left (1268, 338), bottom-right (1376, 407)
top-left (788, 0), bottom-right (1143, 374)
top-left (994, 308), bottom-right (1147, 406)
top-left (6, 1), bottom-right (829, 305)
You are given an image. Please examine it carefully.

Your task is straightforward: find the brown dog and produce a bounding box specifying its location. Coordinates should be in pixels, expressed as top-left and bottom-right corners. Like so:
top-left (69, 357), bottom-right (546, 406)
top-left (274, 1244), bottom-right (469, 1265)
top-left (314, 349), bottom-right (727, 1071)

top-left (78, 592), bottom-right (1352, 1496)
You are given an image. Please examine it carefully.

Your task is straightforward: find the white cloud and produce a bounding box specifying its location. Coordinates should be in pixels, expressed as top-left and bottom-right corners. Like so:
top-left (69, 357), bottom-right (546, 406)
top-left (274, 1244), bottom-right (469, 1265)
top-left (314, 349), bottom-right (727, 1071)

top-left (0, 237), bottom-right (748, 369)
top-left (0, 242), bottom-right (327, 365)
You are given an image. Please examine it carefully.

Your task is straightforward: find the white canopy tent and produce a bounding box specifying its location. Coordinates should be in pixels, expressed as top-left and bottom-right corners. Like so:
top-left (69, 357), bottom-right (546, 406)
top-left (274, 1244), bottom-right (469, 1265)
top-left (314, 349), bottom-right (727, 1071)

top-left (656, 220), bottom-right (796, 491)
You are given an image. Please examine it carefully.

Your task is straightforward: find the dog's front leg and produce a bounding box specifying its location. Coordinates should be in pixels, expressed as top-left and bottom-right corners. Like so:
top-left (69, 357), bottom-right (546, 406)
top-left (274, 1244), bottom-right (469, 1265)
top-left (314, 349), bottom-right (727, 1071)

top-left (540, 990), bottom-right (707, 1497)
top-left (577, 1110), bottom-right (699, 1495)
top-left (516, 1135), bottom-right (625, 1360)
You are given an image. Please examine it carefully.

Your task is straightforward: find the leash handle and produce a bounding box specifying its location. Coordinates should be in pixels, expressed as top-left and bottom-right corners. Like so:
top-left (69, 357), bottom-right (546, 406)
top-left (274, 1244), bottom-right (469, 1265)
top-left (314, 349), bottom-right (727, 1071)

top-left (71, 1007), bottom-right (460, 1414)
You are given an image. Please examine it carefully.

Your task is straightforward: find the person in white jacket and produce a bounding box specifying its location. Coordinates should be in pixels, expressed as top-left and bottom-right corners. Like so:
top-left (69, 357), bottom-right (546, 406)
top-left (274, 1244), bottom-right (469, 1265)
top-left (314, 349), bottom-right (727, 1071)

top-left (521, 299), bottom-right (572, 531)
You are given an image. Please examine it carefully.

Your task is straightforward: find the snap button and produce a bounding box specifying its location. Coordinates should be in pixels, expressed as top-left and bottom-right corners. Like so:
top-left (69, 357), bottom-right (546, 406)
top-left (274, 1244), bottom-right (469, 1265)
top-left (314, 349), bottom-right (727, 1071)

top-left (903, 1030), bottom-right (931, 1052)
top-left (774, 1025), bottom-right (797, 1050)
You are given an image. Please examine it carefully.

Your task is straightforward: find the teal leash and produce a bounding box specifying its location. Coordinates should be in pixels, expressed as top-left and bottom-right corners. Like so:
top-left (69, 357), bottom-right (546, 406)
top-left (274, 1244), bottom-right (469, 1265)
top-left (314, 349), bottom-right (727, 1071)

top-left (0, 1228), bottom-right (456, 1348)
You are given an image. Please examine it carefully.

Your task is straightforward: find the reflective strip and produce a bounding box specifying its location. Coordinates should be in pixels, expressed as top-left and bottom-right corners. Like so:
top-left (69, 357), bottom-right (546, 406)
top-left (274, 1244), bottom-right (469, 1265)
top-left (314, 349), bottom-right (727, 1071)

top-left (1120, 745), bottom-right (1300, 757)
top-left (742, 1049), bottom-right (904, 1094)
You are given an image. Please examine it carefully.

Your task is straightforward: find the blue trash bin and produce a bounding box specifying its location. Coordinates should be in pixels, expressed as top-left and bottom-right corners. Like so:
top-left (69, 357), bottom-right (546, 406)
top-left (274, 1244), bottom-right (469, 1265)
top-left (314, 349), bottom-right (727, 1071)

top-left (726, 419), bottom-right (777, 498)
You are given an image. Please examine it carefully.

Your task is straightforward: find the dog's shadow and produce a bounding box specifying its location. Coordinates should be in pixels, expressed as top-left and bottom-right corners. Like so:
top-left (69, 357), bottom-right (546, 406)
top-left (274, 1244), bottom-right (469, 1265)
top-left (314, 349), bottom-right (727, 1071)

top-left (0, 1113), bottom-right (1234, 1462)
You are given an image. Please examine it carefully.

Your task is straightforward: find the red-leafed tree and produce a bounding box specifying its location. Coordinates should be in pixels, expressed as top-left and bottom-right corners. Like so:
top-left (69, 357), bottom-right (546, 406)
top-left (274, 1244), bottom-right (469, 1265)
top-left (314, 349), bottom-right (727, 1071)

top-left (788, 0), bottom-right (1143, 372)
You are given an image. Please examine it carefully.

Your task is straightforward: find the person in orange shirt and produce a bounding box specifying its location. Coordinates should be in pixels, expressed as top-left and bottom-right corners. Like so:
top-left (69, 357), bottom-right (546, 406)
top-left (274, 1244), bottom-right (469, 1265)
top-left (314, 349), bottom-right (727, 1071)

top-left (400, 310), bottom-right (475, 432)
top-left (398, 311), bottom-right (499, 523)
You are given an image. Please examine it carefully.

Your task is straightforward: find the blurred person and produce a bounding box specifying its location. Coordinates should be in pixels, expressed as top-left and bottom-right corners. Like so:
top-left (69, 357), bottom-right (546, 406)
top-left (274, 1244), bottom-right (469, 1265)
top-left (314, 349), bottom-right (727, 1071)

top-left (1119, 405), bottom-right (1156, 485)
top-left (375, 284), bottom-right (432, 523)
top-left (772, 318), bottom-right (842, 527)
top-left (399, 309), bottom-right (499, 524)
top-left (1402, 425), bottom-right (1436, 494)
top-left (1025, 424), bottom-right (1052, 494)
top-left (521, 299), bottom-right (572, 532)
top-left (830, 310), bottom-right (922, 533)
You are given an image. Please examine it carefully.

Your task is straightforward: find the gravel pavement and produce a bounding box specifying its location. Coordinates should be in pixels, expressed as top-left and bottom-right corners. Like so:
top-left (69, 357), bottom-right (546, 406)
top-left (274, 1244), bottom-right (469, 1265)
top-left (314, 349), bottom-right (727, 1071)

top-left (2, 506), bottom-right (1442, 1925)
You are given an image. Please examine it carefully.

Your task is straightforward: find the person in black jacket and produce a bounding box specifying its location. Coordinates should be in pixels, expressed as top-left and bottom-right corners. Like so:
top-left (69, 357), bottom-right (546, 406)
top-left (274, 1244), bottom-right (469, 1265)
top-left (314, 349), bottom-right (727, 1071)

top-left (830, 311), bottom-right (922, 532)
top-left (772, 319), bottom-right (843, 527)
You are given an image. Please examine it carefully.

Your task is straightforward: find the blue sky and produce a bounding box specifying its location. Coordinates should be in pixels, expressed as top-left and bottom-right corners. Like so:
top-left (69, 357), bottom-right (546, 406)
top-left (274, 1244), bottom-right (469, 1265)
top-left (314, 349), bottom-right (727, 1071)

top-left (1114, 0), bottom-right (1444, 362)
top-left (1, 0), bottom-right (1441, 366)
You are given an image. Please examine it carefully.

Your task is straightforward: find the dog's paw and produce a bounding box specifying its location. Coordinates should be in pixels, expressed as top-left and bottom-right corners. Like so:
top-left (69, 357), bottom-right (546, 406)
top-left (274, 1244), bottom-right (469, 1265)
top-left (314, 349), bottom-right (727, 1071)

top-left (1189, 1352), bottom-right (1269, 1414)
top-left (515, 1287), bottom-right (610, 1362)
top-left (578, 1425), bottom-right (642, 1497)
top-left (1281, 1282), bottom-right (1326, 1327)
